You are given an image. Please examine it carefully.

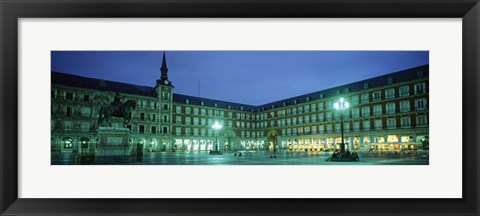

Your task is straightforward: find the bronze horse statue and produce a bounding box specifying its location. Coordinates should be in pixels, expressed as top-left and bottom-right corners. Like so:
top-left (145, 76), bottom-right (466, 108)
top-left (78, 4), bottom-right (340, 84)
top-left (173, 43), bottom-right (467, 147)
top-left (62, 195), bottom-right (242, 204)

top-left (97, 100), bottom-right (136, 127)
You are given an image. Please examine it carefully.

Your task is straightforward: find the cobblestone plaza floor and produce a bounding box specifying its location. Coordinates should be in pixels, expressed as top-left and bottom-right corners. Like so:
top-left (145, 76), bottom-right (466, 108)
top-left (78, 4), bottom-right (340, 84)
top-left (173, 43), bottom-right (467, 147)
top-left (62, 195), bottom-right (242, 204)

top-left (52, 151), bottom-right (429, 165)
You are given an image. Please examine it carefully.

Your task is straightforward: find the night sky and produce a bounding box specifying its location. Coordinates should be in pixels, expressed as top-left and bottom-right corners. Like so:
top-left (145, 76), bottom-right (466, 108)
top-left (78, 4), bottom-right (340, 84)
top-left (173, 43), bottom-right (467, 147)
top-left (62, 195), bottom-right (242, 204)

top-left (51, 51), bottom-right (428, 105)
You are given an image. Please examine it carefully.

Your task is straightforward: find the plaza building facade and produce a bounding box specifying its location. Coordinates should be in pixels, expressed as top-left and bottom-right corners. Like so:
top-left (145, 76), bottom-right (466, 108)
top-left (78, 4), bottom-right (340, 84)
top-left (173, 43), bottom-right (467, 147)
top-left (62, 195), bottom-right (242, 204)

top-left (51, 54), bottom-right (429, 153)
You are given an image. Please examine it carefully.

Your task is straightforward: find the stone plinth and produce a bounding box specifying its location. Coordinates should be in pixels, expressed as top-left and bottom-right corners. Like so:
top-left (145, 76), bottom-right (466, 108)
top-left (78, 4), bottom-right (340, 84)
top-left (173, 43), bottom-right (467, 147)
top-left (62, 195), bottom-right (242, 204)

top-left (94, 127), bottom-right (133, 164)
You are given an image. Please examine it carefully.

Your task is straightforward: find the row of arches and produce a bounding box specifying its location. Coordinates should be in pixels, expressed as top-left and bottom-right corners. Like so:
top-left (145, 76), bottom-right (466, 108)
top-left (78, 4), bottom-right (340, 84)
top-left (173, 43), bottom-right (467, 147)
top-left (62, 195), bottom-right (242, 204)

top-left (52, 136), bottom-right (94, 153)
top-left (51, 129), bottom-right (281, 153)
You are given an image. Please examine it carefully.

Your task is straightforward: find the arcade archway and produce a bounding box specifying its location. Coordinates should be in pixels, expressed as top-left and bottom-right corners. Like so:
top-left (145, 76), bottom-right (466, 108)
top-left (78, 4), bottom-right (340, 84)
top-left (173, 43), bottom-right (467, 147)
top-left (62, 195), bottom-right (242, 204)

top-left (267, 130), bottom-right (278, 151)
top-left (223, 130), bottom-right (236, 151)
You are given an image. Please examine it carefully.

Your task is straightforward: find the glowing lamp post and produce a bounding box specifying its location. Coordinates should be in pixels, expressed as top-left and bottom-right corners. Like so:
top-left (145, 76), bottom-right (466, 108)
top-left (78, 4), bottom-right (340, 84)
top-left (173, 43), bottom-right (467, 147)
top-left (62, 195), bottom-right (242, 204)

top-left (212, 121), bottom-right (222, 153)
top-left (334, 97), bottom-right (350, 153)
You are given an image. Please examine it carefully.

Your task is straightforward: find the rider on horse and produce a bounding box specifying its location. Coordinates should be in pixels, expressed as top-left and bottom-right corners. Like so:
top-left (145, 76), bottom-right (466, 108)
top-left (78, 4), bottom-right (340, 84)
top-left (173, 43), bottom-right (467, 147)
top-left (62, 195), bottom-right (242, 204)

top-left (98, 93), bottom-right (136, 127)
top-left (111, 92), bottom-right (124, 110)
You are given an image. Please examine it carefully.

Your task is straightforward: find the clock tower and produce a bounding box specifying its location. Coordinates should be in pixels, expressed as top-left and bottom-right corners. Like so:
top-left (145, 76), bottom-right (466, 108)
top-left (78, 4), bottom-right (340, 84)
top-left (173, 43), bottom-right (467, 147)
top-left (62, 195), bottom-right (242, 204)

top-left (155, 52), bottom-right (174, 151)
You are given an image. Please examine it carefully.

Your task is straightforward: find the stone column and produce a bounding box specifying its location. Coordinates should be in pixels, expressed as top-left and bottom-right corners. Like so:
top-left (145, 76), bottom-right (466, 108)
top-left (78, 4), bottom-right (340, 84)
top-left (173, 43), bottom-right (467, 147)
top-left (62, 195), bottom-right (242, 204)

top-left (348, 137), bottom-right (353, 151)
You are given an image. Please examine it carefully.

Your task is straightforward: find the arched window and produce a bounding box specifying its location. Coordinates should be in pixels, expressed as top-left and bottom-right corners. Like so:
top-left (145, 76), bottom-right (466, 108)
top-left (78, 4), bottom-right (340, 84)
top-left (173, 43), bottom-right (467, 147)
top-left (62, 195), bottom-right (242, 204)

top-left (62, 137), bottom-right (73, 149)
top-left (79, 137), bottom-right (90, 149)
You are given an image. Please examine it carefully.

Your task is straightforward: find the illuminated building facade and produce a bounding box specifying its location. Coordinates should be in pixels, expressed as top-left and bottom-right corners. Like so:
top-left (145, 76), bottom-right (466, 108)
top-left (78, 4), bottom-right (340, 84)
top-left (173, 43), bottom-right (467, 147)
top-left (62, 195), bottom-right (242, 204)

top-left (51, 54), bottom-right (429, 153)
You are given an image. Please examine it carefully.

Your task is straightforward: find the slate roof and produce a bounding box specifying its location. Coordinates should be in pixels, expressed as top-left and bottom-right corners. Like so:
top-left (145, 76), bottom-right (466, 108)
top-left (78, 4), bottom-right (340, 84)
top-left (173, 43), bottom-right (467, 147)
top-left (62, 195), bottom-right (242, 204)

top-left (259, 64), bottom-right (429, 111)
top-left (51, 64), bottom-right (428, 112)
top-left (173, 93), bottom-right (257, 111)
top-left (51, 72), bottom-right (157, 97)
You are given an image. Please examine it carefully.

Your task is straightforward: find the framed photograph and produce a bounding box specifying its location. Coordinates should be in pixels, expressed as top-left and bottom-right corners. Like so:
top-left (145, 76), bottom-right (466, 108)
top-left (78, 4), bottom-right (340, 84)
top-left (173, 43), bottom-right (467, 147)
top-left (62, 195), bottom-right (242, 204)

top-left (1, 0), bottom-right (479, 215)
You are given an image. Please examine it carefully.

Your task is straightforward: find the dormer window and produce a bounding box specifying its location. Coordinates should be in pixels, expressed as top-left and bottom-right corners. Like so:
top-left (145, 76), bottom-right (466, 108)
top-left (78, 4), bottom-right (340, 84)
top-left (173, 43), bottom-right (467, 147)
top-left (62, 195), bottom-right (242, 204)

top-left (320, 94), bottom-right (324, 99)
top-left (98, 80), bottom-right (106, 88)
top-left (185, 99), bottom-right (189, 104)
top-left (201, 101), bottom-right (204, 106)
top-left (387, 77), bottom-right (394, 84)
top-left (364, 83), bottom-right (369, 89)
top-left (417, 70), bottom-right (424, 78)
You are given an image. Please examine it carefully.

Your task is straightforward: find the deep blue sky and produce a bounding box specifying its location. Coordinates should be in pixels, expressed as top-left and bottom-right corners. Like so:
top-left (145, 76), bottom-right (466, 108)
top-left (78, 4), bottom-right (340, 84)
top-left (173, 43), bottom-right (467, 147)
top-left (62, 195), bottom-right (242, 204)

top-left (51, 51), bottom-right (428, 105)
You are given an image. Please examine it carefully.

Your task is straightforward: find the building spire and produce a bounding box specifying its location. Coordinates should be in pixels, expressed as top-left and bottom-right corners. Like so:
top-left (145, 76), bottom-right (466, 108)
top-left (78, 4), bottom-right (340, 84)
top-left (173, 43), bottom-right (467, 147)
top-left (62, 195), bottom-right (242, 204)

top-left (160, 51), bottom-right (168, 80)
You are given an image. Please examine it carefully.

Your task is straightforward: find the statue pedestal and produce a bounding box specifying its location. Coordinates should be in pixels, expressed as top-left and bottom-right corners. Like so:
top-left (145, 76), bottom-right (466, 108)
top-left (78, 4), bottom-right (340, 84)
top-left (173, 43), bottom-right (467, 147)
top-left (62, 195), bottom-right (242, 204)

top-left (94, 127), bottom-right (133, 164)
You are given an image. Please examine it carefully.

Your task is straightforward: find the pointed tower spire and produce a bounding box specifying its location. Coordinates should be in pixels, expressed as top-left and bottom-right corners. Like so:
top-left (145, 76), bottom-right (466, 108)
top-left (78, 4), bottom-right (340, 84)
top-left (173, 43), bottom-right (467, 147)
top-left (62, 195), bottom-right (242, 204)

top-left (160, 51), bottom-right (168, 80)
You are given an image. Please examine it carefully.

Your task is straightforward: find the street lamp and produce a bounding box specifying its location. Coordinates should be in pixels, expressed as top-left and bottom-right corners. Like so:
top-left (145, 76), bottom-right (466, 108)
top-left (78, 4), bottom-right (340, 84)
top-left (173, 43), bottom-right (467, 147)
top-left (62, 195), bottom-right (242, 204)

top-left (212, 121), bottom-right (222, 153)
top-left (334, 97), bottom-right (350, 153)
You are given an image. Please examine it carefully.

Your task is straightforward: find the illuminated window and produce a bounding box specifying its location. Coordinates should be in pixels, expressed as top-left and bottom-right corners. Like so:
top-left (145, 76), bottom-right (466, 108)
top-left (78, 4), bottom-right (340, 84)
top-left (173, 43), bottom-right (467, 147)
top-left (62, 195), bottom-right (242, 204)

top-left (401, 117), bottom-right (411, 128)
top-left (415, 98), bottom-right (427, 110)
top-left (318, 113), bottom-right (324, 122)
top-left (414, 83), bottom-right (426, 94)
top-left (362, 106), bottom-right (370, 117)
top-left (385, 88), bottom-right (395, 99)
top-left (326, 124), bottom-right (333, 133)
top-left (353, 121), bottom-right (360, 131)
top-left (387, 118), bottom-right (396, 129)
top-left (372, 91), bottom-right (381, 101)
top-left (335, 123), bottom-right (341, 132)
top-left (363, 120), bottom-right (371, 131)
top-left (344, 122), bottom-right (350, 132)
top-left (351, 95), bottom-right (359, 105)
top-left (416, 115), bottom-right (428, 127)
top-left (326, 101), bottom-right (333, 110)
top-left (326, 112), bottom-right (332, 121)
top-left (386, 103), bottom-right (395, 114)
top-left (81, 107), bottom-right (91, 117)
top-left (352, 108), bottom-right (360, 118)
top-left (361, 93), bottom-right (369, 103)
top-left (387, 135), bottom-right (398, 142)
top-left (400, 101), bottom-right (411, 112)
top-left (374, 119), bottom-right (382, 130)
top-left (373, 104), bottom-right (382, 115)
top-left (318, 102), bottom-right (324, 110)
top-left (400, 85), bottom-right (410, 97)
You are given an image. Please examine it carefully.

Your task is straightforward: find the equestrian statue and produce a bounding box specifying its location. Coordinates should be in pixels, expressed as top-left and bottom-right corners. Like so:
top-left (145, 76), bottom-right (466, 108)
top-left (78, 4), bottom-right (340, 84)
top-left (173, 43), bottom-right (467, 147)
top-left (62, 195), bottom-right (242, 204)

top-left (97, 92), bottom-right (137, 127)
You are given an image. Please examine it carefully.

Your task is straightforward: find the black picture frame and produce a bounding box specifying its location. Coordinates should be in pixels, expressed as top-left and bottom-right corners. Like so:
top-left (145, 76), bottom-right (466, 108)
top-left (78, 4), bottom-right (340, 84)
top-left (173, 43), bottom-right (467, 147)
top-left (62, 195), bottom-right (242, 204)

top-left (1, 0), bottom-right (479, 215)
